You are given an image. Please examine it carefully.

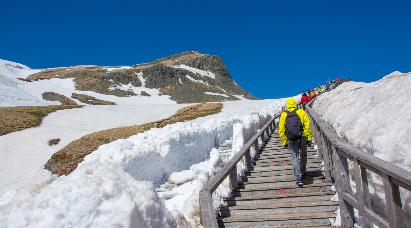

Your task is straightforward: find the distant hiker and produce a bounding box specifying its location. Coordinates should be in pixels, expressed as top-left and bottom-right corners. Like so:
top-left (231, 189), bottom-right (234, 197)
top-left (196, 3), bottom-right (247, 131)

top-left (300, 93), bottom-right (310, 108)
top-left (279, 98), bottom-right (313, 187)
top-left (309, 90), bottom-right (317, 99)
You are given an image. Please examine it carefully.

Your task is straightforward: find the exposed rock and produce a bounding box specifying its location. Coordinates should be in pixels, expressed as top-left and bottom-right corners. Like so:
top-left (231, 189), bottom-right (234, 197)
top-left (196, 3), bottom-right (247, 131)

top-left (140, 91), bottom-right (151, 96)
top-left (48, 138), bottom-right (60, 146)
top-left (71, 93), bottom-right (116, 105)
top-left (42, 92), bottom-right (77, 105)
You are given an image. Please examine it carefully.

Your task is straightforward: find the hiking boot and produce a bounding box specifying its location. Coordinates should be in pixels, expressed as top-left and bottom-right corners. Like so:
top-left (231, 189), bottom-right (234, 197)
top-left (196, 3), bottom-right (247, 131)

top-left (302, 171), bottom-right (307, 177)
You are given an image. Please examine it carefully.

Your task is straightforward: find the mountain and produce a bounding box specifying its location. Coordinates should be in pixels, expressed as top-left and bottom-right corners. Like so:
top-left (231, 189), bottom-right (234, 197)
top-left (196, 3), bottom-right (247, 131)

top-left (0, 51), bottom-right (256, 106)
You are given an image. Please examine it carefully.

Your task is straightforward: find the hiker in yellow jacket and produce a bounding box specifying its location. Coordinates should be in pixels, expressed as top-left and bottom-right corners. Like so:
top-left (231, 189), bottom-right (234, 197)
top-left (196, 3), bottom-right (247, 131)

top-left (279, 98), bottom-right (313, 187)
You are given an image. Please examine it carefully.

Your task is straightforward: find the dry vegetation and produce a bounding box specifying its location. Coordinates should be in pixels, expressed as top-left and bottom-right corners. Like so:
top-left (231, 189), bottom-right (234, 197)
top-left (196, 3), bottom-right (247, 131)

top-left (0, 105), bottom-right (80, 136)
top-left (44, 102), bottom-right (223, 176)
top-left (71, 93), bottom-right (116, 105)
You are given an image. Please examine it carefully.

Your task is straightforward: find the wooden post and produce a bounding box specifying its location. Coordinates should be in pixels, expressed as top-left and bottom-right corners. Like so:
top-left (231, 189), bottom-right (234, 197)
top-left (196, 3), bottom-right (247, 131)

top-left (244, 149), bottom-right (252, 171)
top-left (321, 135), bottom-right (333, 181)
top-left (229, 166), bottom-right (238, 190)
top-left (333, 150), bottom-right (355, 227)
top-left (383, 174), bottom-right (405, 228)
top-left (353, 160), bottom-right (371, 228)
top-left (253, 141), bottom-right (259, 155)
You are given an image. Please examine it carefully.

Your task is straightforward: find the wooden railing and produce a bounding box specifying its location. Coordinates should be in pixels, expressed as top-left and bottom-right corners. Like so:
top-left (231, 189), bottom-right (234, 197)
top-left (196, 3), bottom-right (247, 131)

top-left (199, 112), bottom-right (280, 228)
top-left (305, 101), bottom-right (411, 228)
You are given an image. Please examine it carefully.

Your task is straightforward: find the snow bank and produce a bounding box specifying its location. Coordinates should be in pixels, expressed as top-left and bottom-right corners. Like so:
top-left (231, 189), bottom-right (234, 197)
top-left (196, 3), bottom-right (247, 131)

top-left (313, 71), bottom-right (411, 171)
top-left (312, 71), bottom-right (411, 225)
top-left (0, 100), bottom-right (283, 227)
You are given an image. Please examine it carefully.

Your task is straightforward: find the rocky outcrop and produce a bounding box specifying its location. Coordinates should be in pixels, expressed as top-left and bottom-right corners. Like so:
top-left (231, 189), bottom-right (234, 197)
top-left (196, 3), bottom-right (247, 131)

top-left (42, 92), bottom-right (77, 105)
top-left (27, 51), bottom-right (257, 103)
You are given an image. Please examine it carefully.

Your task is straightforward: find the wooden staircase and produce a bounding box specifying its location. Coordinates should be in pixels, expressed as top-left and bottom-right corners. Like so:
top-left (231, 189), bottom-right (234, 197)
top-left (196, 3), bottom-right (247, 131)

top-left (217, 131), bottom-right (338, 227)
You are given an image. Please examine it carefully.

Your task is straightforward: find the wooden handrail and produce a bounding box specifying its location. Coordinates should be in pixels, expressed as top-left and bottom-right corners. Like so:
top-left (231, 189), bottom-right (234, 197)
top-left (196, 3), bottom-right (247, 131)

top-left (199, 112), bottom-right (281, 227)
top-left (305, 101), bottom-right (411, 228)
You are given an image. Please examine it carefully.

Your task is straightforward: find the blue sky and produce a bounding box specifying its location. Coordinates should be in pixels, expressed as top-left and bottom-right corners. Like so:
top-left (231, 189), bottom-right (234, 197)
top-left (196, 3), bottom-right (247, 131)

top-left (1, 0), bottom-right (410, 98)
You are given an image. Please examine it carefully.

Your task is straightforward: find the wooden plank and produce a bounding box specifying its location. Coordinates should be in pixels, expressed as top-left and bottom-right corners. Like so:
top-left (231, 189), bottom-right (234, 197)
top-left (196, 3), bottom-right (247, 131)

top-left (225, 190), bottom-right (335, 201)
top-left (383, 174), bottom-right (405, 228)
top-left (220, 211), bottom-right (337, 223)
top-left (226, 200), bottom-right (339, 210)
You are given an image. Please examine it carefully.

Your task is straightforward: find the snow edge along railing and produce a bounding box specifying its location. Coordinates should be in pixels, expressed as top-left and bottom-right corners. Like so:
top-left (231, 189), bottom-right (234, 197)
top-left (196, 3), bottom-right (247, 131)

top-left (199, 112), bottom-right (281, 228)
top-left (305, 100), bottom-right (411, 228)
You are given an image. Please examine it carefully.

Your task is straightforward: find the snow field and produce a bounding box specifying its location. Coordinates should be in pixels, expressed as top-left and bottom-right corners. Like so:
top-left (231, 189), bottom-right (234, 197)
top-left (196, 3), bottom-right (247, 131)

top-left (0, 100), bottom-right (283, 227)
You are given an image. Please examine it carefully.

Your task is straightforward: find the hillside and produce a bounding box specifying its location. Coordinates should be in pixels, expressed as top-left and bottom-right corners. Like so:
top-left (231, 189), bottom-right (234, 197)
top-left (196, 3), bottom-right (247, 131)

top-left (0, 51), bottom-right (256, 106)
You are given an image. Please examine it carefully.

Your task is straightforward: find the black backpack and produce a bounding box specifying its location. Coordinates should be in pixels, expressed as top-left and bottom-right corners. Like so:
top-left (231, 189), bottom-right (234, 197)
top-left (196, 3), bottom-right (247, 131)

top-left (285, 110), bottom-right (303, 141)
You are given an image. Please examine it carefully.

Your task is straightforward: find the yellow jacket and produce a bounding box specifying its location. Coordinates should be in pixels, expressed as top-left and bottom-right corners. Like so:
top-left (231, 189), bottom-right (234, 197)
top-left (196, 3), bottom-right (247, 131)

top-left (279, 98), bottom-right (313, 145)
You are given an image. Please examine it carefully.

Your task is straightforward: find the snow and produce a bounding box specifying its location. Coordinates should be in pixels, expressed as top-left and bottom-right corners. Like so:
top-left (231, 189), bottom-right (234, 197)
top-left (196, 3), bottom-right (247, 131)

top-left (185, 75), bottom-right (209, 85)
top-left (232, 94), bottom-right (247, 100)
top-left (0, 104), bottom-right (186, 198)
top-left (0, 99), bottom-right (284, 227)
top-left (312, 71), bottom-right (411, 226)
top-left (313, 72), bottom-right (411, 171)
top-left (172, 64), bottom-right (216, 78)
top-left (204, 92), bottom-right (229, 98)
top-left (0, 60), bottom-right (48, 106)
top-left (106, 66), bottom-right (132, 72)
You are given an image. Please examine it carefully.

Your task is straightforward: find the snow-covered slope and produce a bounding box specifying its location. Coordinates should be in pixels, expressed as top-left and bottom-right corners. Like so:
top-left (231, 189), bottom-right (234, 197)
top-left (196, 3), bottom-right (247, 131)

top-left (0, 99), bottom-right (283, 227)
top-left (313, 71), bottom-right (411, 171)
top-left (0, 59), bottom-right (47, 106)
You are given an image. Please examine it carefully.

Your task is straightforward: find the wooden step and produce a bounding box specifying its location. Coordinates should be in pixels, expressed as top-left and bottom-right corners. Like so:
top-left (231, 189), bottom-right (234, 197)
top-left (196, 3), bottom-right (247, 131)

top-left (238, 179), bottom-right (331, 191)
top-left (224, 199), bottom-right (338, 211)
top-left (232, 185), bottom-right (333, 198)
top-left (251, 163), bottom-right (323, 172)
top-left (219, 211), bottom-right (336, 223)
top-left (224, 194), bottom-right (335, 206)
top-left (248, 170), bottom-right (323, 178)
top-left (225, 189), bottom-right (335, 202)
top-left (219, 218), bottom-right (333, 227)
top-left (220, 204), bottom-right (337, 217)
top-left (255, 160), bottom-right (322, 167)
top-left (244, 175), bottom-right (325, 184)
top-left (256, 157), bottom-right (321, 164)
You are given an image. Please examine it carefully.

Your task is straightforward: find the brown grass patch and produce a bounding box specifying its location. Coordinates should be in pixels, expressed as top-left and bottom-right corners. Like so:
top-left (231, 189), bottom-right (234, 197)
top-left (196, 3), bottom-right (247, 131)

top-left (44, 102), bottom-right (223, 176)
top-left (71, 93), bottom-right (116, 105)
top-left (0, 105), bottom-right (80, 136)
